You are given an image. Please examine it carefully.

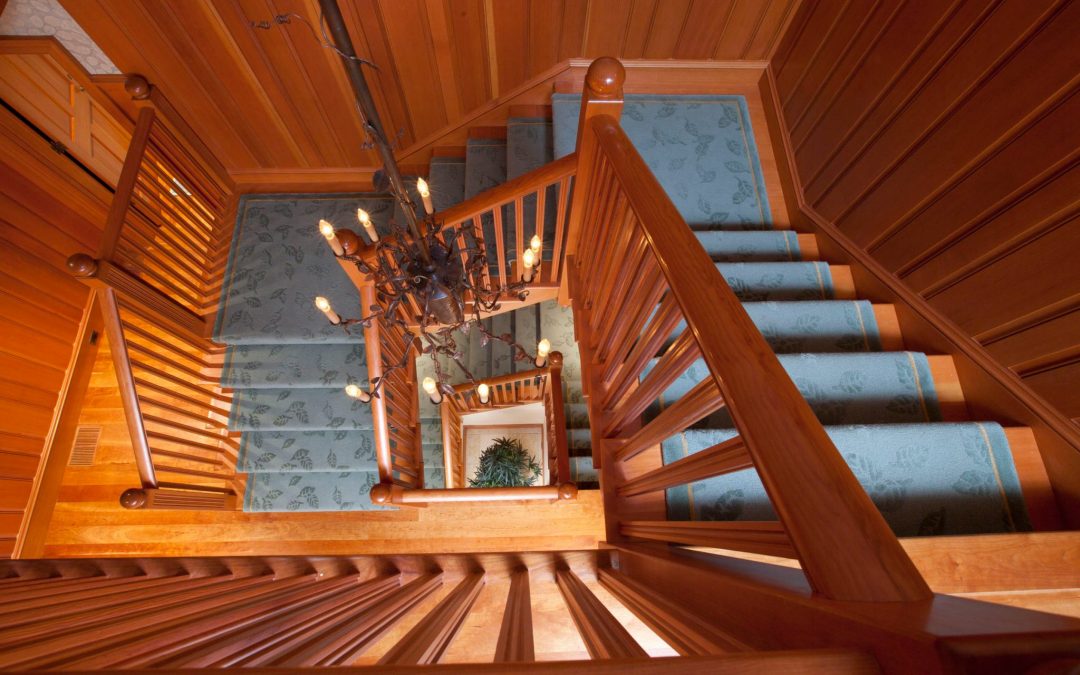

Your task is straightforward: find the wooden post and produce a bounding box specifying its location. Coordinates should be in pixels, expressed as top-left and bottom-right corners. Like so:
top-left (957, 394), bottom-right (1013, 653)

top-left (598, 568), bottom-right (745, 655)
top-left (547, 352), bottom-right (571, 484)
top-left (273, 573), bottom-right (443, 667)
top-left (495, 569), bottom-right (535, 662)
top-left (377, 574), bottom-right (485, 665)
top-left (555, 568), bottom-right (646, 660)
top-left (97, 99), bottom-right (154, 261)
top-left (561, 57), bottom-right (625, 305)
top-left (441, 402), bottom-right (455, 489)
top-left (359, 281), bottom-right (392, 485)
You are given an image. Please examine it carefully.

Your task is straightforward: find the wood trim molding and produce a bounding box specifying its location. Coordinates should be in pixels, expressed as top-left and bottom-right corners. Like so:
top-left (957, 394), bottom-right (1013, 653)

top-left (758, 64), bottom-right (1080, 526)
top-left (13, 292), bottom-right (104, 558)
top-left (0, 36), bottom-right (133, 128)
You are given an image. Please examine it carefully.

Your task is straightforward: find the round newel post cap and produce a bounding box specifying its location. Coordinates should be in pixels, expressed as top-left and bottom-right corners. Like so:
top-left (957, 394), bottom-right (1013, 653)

top-left (370, 483), bottom-right (393, 505)
top-left (66, 253), bottom-right (98, 277)
top-left (585, 57), bottom-right (625, 97)
top-left (124, 74), bottom-right (151, 100)
top-left (336, 228), bottom-right (362, 255)
top-left (120, 488), bottom-right (148, 509)
top-left (548, 351), bottom-right (564, 368)
top-left (558, 482), bottom-right (578, 500)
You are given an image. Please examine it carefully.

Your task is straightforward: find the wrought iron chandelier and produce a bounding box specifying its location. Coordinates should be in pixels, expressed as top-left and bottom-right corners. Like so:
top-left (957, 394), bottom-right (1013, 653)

top-left (307, 0), bottom-right (547, 405)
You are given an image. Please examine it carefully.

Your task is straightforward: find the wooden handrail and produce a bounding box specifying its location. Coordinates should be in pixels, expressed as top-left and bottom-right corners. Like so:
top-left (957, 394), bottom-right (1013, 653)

top-left (451, 365), bottom-right (549, 393)
top-left (434, 153), bottom-right (577, 226)
top-left (64, 74), bottom-right (238, 509)
top-left (371, 483), bottom-right (578, 506)
top-left (99, 288), bottom-right (156, 489)
top-left (567, 58), bottom-right (930, 603)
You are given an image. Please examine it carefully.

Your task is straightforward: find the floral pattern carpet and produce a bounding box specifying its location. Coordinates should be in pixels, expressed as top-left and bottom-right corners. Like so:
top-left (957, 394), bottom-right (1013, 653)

top-left (215, 95), bottom-right (1033, 529)
top-left (549, 94), bottom-right (1031, 535)
top-left (216, 194), bottom-right (440, 512)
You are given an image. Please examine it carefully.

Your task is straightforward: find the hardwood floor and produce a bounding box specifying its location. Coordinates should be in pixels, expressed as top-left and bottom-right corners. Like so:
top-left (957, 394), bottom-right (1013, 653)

top-left (42, 336), bottom-right (606, 558)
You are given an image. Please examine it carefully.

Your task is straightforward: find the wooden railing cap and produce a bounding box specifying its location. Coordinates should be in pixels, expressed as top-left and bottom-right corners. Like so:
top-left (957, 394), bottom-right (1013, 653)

top-left (124, 74), bottom-right (151, 101)
top-left (585, 57), bottom-right (625, 99)
top-left (66, 253), bottom-right (98, 278)
top-left (119, 488), bottom-right (147, 509)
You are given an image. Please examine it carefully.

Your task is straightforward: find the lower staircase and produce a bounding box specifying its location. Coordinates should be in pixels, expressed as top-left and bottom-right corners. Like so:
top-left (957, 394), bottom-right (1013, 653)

top-left (214, 196), bottom-right (443, 511)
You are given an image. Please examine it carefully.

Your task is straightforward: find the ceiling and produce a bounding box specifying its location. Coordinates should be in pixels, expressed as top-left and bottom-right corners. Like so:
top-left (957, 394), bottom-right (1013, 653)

top-left (59, 0), bottom-right (800, 174)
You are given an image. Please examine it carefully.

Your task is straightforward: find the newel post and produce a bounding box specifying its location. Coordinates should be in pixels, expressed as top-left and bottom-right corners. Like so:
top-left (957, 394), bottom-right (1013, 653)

top-left (547, 351), bottom-right (571, 484)
top-left (563, 58), bottom-right (626, 304)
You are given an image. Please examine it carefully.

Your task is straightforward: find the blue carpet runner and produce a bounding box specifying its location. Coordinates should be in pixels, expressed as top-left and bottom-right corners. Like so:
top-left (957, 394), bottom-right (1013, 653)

top-left (216, 195), bottom-right (444, 511)
top-left (213, 94), bottom-right (1034, 532)
top-left (547, 94), bottom-right (1031, 534)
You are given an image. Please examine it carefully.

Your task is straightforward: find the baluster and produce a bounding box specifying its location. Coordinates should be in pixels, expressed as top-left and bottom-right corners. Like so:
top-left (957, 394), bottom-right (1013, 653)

top-left (555, 568), bottom-right (646, 659)
top-left (378, 574), bottom-right (485, 665)
top-left (495, 569), bottom-right (534, 662)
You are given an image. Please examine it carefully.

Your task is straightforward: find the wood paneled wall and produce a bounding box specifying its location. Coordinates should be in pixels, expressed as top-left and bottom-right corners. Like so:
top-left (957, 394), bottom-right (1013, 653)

top-left (59, 0), bottom-right (800, 177)
top-left (0, 104), bottom-right (112, 557)
top-left (772, 0), bottom-right (1080, 425)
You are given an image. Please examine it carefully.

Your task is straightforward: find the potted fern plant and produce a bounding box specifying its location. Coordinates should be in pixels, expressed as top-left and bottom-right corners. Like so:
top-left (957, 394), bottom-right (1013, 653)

top-left (469, 437), bottom-right (542, 488)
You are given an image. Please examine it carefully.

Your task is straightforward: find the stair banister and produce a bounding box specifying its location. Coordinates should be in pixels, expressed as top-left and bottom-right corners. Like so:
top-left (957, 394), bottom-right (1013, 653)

top-left (567, 58), bottom-right (930, 603)
top-left (64, 74), bottom-right (238, 509)
top-left (359, 280), bottom-right (394, 485)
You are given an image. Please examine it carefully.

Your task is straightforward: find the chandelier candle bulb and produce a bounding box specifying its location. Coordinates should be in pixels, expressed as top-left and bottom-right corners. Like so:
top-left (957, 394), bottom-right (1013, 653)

top-left (530, 234), bottom-right (542, 254)
top-left (344, 384), bottom-right (371, 403)
top-left (422, 376), bottom-right (443, 404)
top-left (477, 383), bottom-right (490, 405)
top-left (319, 219), bottom-right (345, 256)
top-left (417, 177), bottom-right (434, 215)
top-left (357, 208), bottom-right (378, 242)
top-left (314, 296), bottom-right (341, 325)
top-left (536, 338), bottom-right (551, 367)
top-left (521, 248), bottom-right (536, 283)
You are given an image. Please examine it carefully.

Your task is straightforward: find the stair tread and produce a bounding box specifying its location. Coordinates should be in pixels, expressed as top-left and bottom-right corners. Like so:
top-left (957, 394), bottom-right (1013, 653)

top-left (229, 387), bottom-right (374, 432)
top-left (695, 230), bottom-right (802, 262)
top-left (214, 195), bottom-right (395, 345)
top-left (221, 343), bottom-right (367, 389)
top-left (664, 422), bottom-right (1033, 536)
top-left (507, 117), bottom-right (554, 180)
top-left (715, 261), bottom-right (838, 301)
top-left (428, 156), bottom-right (466, 213)
top-left (552, 93), bottom-right (773, 230)
top-left (646, 351), bottom-right (943, 426)
top-left (673, 300), bottom-right (885, 353)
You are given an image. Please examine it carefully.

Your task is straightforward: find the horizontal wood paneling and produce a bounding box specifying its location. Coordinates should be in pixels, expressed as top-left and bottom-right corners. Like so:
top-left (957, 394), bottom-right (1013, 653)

top-left (0, 103), bottom-right (112, 557)
top-left (773, 0), bottom-right (1080, 426)
top-left (59, 0), bottom-right (799, 177)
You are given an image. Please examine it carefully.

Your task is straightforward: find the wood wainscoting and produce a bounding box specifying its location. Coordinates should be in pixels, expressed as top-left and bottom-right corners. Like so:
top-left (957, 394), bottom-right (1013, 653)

top-left (769, 0), bottom-right (1080, 426)
top-left (0, 97), bottom-right (113, 558)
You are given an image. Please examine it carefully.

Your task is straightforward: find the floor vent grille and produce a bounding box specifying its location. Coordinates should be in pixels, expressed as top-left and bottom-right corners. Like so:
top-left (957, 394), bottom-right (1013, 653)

top-left (69, 425), bottom-right (102, 466)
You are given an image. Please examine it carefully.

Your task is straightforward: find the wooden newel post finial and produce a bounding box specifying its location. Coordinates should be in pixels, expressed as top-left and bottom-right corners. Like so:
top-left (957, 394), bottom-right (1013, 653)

top-left (370, 482), bottom-right (394, 505)
top-left (124, 74), bottom-right (151, 100)
top-left (548, 351), bottom-right (563, 370)
top-left (120, 488), bottom-right (148, 509)
top-left (558, 482), bottom-right (578, 500)
top-left (584, 57), bottom-right (626, 99)
top-left (66, 253), bottom-right (98, 278)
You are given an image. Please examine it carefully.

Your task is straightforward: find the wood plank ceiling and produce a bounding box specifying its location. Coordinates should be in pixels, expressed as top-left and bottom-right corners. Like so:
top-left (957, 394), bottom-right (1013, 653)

top-left (57, 0), bottom-right (799, 173)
